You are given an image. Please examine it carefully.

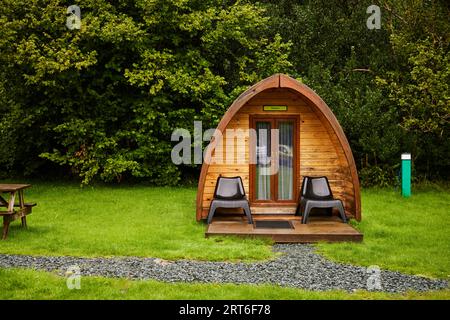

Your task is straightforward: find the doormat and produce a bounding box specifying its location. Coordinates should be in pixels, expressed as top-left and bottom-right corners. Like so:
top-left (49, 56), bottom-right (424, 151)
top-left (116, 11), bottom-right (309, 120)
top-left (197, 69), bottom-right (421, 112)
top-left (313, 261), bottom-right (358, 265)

top-left (254, 220), bottom-right (293, 229)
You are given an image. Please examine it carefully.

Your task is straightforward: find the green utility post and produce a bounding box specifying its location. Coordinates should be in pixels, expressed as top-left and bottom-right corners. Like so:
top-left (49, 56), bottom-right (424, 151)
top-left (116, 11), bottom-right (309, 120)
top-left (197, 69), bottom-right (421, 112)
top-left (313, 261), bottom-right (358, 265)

top-left (401, 153), bottom-right (411, 197)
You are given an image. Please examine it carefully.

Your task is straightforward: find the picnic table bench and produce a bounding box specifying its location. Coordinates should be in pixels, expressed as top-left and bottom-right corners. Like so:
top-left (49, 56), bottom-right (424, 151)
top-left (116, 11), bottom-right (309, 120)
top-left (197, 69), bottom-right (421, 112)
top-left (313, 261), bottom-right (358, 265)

top-left (0, 184), bottom-right (36, 240)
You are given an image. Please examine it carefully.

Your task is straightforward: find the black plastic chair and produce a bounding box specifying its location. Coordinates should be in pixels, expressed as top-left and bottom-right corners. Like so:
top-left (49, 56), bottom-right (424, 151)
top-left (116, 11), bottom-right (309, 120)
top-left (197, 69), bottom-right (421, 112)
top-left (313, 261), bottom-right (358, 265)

top-left (295, 176), bottom-right (347, 224)
top-left (207, 176), bottom-right (253, 224)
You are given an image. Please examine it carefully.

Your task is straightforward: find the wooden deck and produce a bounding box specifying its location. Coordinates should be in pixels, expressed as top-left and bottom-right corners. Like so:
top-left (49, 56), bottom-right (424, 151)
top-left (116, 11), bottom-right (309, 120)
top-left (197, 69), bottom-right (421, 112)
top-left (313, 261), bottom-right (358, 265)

top-left (206, 215), bottom-right (363, 243)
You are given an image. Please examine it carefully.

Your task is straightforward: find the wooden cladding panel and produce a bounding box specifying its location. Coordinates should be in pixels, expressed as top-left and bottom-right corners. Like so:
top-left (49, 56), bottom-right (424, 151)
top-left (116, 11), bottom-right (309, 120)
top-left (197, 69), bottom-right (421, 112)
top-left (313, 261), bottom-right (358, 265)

top-left (244, 89), bottom-right (308, 106)
top-left (299, 104), bottom-right (344, 205)
top-left (203, 110), bottom-right (251, 204)
top-left (241, 105), bottom-right (312, 114)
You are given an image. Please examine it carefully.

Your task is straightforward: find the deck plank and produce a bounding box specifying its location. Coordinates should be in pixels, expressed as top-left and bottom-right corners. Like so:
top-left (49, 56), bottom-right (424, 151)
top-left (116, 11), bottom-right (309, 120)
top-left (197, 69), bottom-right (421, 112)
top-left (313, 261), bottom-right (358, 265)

top-left (206, 216), bottom-right (362, 243)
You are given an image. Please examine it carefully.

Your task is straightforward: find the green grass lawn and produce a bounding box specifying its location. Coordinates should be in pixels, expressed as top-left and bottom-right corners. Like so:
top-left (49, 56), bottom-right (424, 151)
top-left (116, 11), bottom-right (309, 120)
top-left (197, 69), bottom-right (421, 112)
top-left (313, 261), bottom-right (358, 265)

top-left (0, 181), bottom-right (448, 299)
top-left (1, 268), bottom-right (449, 300)
top-left (317, 184), bottom-right (450, 279)
top-left (0, 182), bottom-right (273, 261)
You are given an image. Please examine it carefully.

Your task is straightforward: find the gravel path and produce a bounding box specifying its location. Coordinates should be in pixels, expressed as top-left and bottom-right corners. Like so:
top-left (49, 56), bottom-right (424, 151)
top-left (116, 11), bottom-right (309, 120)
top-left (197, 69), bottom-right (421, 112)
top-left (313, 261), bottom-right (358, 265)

top-left (0, 244), bottom-right (447, 293)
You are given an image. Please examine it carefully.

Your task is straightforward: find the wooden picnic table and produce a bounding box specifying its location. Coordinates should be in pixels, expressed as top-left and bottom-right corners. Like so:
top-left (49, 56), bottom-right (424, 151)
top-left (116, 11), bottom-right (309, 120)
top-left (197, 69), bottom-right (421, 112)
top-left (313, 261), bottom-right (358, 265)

top-left (0, 184), bottom-right (36, 240)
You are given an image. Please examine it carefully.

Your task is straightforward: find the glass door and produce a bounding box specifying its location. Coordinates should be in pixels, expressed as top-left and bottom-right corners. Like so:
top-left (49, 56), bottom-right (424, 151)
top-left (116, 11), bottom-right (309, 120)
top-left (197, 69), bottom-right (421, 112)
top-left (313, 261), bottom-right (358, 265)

top-left (251, 116), bottom-right (297, 204)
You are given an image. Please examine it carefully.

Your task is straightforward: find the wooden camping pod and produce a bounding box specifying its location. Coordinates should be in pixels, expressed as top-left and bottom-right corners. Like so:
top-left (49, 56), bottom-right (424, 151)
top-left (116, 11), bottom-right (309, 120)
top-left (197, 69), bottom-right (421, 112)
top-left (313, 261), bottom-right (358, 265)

top-left (196, 74), bottom-right (361, 221)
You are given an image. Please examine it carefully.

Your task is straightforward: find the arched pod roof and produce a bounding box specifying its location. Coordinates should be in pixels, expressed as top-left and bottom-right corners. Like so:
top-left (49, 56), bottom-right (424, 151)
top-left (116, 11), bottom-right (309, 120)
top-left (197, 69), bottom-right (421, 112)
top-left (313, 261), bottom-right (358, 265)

top-left (196, 74), bottom-right (361, 221)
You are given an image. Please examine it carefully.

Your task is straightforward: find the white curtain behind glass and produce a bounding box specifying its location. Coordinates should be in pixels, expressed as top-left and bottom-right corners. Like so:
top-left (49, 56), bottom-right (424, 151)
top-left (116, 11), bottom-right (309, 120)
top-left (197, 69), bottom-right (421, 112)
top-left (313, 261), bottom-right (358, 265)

top-left (256, 122), bottom-right (271, 200)
top-left (278, 122), bottom-right (293, 200)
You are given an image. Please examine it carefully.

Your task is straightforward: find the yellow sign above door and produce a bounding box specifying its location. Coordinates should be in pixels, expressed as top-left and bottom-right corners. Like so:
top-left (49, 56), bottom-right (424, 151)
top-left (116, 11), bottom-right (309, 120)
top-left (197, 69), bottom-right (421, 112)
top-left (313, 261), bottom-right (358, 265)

top-left (263, 105), bottom-right (288, 111)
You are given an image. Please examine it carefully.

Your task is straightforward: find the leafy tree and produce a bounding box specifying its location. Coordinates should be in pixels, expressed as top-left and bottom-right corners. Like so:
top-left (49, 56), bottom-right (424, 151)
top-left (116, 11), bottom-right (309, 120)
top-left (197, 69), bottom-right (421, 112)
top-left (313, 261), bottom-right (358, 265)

top-left (1, 0), bottom-right (448, 185)
top-left (376, 0), bottom-right (450, 179)
top-left (0, 0), bottom-right (292, 184)
top-left (263, 0), bottom-right (450, 182)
